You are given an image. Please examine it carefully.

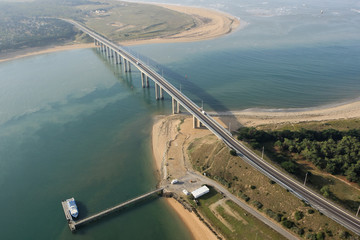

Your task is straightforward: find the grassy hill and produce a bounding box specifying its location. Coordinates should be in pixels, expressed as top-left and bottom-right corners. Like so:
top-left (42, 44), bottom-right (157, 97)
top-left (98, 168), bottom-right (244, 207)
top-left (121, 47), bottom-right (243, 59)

top-left (0, 0), bottom-right (194, 52)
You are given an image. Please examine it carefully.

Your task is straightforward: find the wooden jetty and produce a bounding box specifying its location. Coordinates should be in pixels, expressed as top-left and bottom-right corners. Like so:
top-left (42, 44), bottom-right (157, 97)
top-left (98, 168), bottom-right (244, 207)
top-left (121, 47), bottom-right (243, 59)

top-left (62, 188), bottom-right (163, 232)
top-left (61, 200), bottom-right (76, 231)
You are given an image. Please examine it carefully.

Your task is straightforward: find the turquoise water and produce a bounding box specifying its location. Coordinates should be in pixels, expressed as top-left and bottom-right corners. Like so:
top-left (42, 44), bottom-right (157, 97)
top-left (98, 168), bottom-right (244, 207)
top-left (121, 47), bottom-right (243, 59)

top-left (1, 0), bottom-right (360, 239)
top-left (0, 49), bottom-right (191, 239)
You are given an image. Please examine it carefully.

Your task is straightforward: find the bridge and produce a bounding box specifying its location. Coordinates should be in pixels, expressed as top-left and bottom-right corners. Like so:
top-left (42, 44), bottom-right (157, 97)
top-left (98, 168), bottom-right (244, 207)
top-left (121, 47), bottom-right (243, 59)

top-left (64, 19), bottom-right (360, 235)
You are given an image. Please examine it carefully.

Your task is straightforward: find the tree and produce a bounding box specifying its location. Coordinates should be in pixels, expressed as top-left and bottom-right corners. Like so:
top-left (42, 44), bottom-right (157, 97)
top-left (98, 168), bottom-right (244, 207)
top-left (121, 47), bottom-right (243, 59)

top-left (281, 161), bottom-right (298, 174)
top-left (320, 185), bottom-right (331, 198)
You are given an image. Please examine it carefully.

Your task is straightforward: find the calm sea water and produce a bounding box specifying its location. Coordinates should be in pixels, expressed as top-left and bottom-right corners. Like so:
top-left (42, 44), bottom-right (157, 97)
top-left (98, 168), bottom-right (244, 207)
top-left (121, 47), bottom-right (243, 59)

top-left (0, 0), bottom-right (359, 239)
top-left (0, 49), bottom-right (191, 239)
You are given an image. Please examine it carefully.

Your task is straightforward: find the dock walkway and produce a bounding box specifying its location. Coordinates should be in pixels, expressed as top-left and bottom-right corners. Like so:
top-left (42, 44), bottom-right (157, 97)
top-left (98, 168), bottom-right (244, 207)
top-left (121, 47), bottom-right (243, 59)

top-left (62, 188), bottom-right (163, 232)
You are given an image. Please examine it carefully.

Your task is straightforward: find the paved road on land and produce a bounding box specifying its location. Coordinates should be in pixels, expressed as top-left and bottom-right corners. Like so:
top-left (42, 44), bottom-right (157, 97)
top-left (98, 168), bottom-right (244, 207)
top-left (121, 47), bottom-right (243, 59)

top-left (66, 19), bottom-right (360, 235)
top-left (172, 172), bottom-right (299, 240)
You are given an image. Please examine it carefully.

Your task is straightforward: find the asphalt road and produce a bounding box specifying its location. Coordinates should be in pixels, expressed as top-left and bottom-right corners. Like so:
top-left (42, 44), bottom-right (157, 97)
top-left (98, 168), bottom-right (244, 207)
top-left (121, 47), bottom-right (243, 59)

top-left (170, 172), bottom-right (299, 240)
top-left (66, 19), bottom-right (360, 236)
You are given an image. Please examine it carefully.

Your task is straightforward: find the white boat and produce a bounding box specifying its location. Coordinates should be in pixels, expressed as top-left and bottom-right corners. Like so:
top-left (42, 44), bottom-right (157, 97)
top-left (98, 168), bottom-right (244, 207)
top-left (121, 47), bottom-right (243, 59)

top-left (66, 197), bottom-right (79, 218)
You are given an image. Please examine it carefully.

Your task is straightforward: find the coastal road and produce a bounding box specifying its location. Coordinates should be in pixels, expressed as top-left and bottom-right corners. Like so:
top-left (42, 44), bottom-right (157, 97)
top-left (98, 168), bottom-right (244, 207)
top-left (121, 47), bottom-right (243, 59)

top-left (66, 19), bottom-right (360, 235)
top-left (172, 172), bottom-right (299, 240)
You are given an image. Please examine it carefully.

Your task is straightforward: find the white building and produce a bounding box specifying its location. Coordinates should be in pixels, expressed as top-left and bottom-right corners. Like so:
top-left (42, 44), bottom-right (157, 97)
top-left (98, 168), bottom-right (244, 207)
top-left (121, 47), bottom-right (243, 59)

top-left (191, 185), bottom-right (210, 199)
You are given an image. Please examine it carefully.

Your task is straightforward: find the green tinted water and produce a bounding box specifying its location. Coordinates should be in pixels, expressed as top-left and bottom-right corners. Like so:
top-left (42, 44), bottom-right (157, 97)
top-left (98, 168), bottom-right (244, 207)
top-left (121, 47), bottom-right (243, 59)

top-left (0, 49), bottom-right (192, 239)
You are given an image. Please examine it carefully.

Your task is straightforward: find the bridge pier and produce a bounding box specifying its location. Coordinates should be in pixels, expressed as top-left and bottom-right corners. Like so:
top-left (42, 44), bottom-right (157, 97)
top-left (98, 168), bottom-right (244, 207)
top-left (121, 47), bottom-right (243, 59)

top-left (155, 83), bottom-right (159, 100)
top-left (154, 84), bottom-right (164, 100)
top-left (193, 116), bottom-right (202, 128)
top-left (159, 86), bottom-right (163, 99)
top-left (141, 72), bottom-right (145, 88)
top-left (127, 61), bottom-right (131, 72)
top-left (172, 98), bottom-right (180, 114)
top-left (114, 52), bottom-right (118, 64)
top-left (124, 59), bottom-right (128, 72)
top-left (193, 116), bottom-right (197, 128)
top-left (145, 76), bottom-right (149, 88)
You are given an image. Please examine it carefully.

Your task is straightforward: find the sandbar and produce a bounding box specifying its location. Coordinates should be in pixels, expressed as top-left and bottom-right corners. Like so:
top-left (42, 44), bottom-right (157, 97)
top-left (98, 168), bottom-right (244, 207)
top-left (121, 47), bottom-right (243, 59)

top-left (213, 100), bottom-right (360, 129)
top-left (0, 4), bottom-right (240, 63)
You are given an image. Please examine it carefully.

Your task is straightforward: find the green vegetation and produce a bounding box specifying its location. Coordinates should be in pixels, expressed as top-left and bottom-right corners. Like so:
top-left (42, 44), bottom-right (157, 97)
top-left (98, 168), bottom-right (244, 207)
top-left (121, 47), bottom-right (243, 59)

top-left (0, 17), bottom-right (77, 51)
top-left (295, 211), bottom-right (304, 220)
top-left (236, 123), bottom-right (360, 213)
top-left (252, 200), bottom-right (263, 209)
top-left (188, 131), bottom-right (357, 239)
top-left (237, 127), bottom-right (360, 184)
top-left (192, 187), bottom-right (286, 240)
top-left (0, 0), bottom-right (194, 52)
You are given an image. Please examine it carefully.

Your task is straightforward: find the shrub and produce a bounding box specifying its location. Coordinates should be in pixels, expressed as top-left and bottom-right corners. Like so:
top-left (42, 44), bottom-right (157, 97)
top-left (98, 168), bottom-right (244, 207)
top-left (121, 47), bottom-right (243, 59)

top-left (238, 192), bottom-right (250, 202)
top-left (265, 209), bottom-right (276, 218)
top-left (252, 200), bottom-right (263, 209)
top-left (339, 230), bottom-right (350, 239)
top-left (294, 211), bottom-right (304, 220)
top-left (250, 185), bottom-right (256, 190)
top-left (275, 213), bottom-right (283, 222)
top-left (230, 149), bottom-right (237, 156)
top-left (326, 229), bottom-right (333, 237)
top-left (308, 209), bottom-right (315, 214)
top-left (316, 232), bottom-right (325, 240)
top-left (320, 185), bottom-right (331, 198)
top-left (282, 219), bottom-right (294, 229)
top-left (281, 161), bottom-right (299, 174)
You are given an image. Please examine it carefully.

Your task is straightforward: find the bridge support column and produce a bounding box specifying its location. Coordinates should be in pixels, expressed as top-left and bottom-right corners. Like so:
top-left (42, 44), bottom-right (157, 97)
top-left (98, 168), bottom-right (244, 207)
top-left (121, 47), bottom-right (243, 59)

top-left (115, 53), bottom-right (118, 64)
top-left (159, 87), bottom-right (163, 99)
top-left (193, 116), bottom-right (197, 128)
top-left (155, 83), bottom-right (159, 100)
top-left (118, 54), bottom-right (122, 64)
top-left (128, 61), bottom-right (131, 72)
top-left (141, 72), bottom-right (149, 88)
top-left (124, 59), bottom-right (128, 72)
top-left (141, 73), bottom-right (145, 88)
top-left (172, 98), bottom-right (180, 114)
top-left (193, 116), bottom-right (202, 128)
top-left (145, 76), bottom-right (149, 88)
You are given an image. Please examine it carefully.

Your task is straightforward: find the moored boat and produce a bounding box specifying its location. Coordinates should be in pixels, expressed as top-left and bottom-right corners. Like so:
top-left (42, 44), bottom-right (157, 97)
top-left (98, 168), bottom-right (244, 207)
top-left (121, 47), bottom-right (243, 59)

top-left (66, 197), bottom-right (79, 218)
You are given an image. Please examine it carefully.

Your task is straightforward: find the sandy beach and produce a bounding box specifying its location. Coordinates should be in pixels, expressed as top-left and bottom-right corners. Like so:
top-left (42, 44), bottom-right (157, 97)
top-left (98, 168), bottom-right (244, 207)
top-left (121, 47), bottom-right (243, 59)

top-left (0, 4), bottom-right (240, 63)
top-left (122, 3), bottom-right (242, 46)
top-left (152, 115), bottom-right (219, 240)
top-left (165, 198), bottom-right (218, 240)
top-left (213, 100), bottom-right (360, 129)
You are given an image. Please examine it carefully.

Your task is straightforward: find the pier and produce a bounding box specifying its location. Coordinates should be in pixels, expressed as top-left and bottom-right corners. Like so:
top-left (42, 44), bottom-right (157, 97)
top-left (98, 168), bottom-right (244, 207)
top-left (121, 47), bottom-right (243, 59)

top-left (62, 188), bottom-right (163, 232)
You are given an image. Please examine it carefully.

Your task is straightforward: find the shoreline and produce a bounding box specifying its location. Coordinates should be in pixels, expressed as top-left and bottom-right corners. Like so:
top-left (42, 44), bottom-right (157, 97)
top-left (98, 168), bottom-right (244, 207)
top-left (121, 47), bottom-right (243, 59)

top-left (152, 115), bottom-right (219, 240)
top-left (212, 99), bottom-right (360, 128)
top-left (0, 3), bottom-right (240, 63)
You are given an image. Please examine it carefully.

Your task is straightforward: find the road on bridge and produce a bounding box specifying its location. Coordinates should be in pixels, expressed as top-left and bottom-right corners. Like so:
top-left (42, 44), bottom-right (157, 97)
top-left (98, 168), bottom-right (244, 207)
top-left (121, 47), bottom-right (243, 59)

top-left (65, 19), bottom-right (360, 235)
